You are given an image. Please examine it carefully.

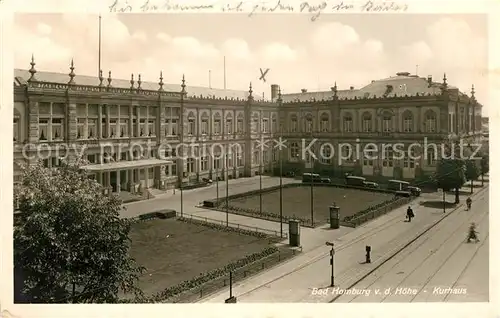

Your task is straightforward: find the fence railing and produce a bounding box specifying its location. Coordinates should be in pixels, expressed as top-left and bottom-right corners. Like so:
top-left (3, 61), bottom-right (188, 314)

top-left (164, 247), bottom-right (298, 303)
top-left (176, 212), bottom-right (289, 239)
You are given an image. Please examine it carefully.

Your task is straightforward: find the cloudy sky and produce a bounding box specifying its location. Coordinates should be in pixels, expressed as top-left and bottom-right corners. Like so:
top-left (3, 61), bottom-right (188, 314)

top-left (14, 13), bottom-right (489, 114)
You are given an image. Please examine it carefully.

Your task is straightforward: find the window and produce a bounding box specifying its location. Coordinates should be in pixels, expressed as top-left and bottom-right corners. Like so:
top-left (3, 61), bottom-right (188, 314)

top-left (426, 147), bottom-right (436, 166)
top-left (343, 114), bottom-right (353, 132)
top-left (227, 153), bottom-right (233, 168)
top-left (460, 108), bottom-right (465, 131)
top-left (383, 114), bottom-right (392, 132)
top-left (171, 163), bottom-right (177, 176)
top-left (213, 157), bottom-right (221, 170)
top-left (362, 113), bottom-right (372, 132)
top-left (188, 118), bottom-right (195, 135)
top-left (76, 118), bottom-right (85, 139)
top-left (187, 158), bottom-right (195, 173)
top-left (403, 149), bottom-right (416, 168)
top-left (253, 151), bottom-right (260, 165)
top-left (237, 117), bottom-right (244, 133)
top-left (120, 119), bottom-right (128, 137)
top-left (425, 111), bottom-right (437, 133)
top-left (120, 152), bottom-right (127, 161)
top-left (290, 142), bottom-right (300, 159)
top-left (262, 119), bottom-right (269, 133)
top-left (226, 117), bottom-right (233, 134)
top-left (52, 118), bottom-right (64, 140)
top-left (272, 118), bottom-right (277, 133)
top-left (305, 117), bottom-right (313, 133)
top-left (320, 113), bottom-right (329, 132)
top-left (201, 119), bottom-right (209, 135)
top-left (214, 117), bottom-right (221, 135)
top-left (39, 118), bottom-right (49, 141)
top-left (253, 117), bottom-right (259, 133)
top-left (13, 117), bottom-right (19, 142)
top-left (290, 115), bottom-right (298, 132)
top-left (403, 112), bottom-right (413, 132)
top-left (88, 119), bottom-right (96, 138)
top-left (148, 120), bottom-right (156, 136)
top-left (101, 118), bottom-right (108, 138)
top-left (148, 168), bottom-right (154, 179)
top-left (109, 119), bottom-right (117, 138)
top-left (341, 146), bottom-right (353, 162)
top-left (201, 156), bottom-right (209, 171)
top-left (51, 157), bottom-right (61, 167)
top-left (236, 150), bottom-right (243, 167)
top-left (273, 149), bottom-right (278, 162)
top-left (382, 147), bottom-right (393, 167)
top-left (320, 144), bottom-right (331, 164)
top-left (166, 119), bottom-right (178, 136)
top-left (139, 119), bottom-right (146, 136)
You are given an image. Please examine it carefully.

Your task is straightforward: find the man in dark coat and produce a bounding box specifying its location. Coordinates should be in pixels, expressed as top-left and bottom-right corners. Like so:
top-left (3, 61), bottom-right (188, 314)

top-left (406, 206), bottom-right (415, 222)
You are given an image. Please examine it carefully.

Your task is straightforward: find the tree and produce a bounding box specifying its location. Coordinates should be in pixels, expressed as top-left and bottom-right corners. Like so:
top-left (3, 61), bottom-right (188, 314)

top-left (465, 159), bottom-right (480, 193)
top-left (433, 158), bottom-right (466, 204)
top-left (480, 153), bottom-right (489, 176)
top-left (14, 160), bottom-right (144, 303)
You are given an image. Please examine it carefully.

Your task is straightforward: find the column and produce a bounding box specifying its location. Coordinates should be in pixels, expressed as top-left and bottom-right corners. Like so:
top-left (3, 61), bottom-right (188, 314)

top-left (116, 170), bottom-right (121, 192)
top-left (97, 104), bottom-right (102, 138)
top-left (106, 171), bottom-right (111, 188)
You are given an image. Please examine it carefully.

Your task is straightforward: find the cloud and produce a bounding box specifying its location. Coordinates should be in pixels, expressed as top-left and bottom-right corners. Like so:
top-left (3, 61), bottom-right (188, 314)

top-left (13, 15), bottom-right (489, 114)
top-left (311, 22), bottom-right (360, 55)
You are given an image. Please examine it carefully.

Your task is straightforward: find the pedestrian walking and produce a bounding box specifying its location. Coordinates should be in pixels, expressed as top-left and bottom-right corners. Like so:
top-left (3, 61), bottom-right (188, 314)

top-left (406, 206), bottom-right (415, 222)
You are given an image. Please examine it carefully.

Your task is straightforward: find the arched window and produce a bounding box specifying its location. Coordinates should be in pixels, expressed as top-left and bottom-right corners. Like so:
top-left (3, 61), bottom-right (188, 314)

top-left (201, 112), bottom-right (209, 135)
top-left (236, 113), bottom-right (244, 133)
top-left (425, 110), bottom-right (437, 133)
top-left (362, 112), bottom-right (372, 132)
top-left (213, 112), bottom-right (222, 135)
top-left (403, 111), bottom-right (413, 132)
top-left (382, 112), bottom-right (392, 132)
top-left (305, 114), bottom-right (313, 133)
top-left (290, 114), bottom-right (298, 132)
top-left (343, 113), bottom-right (353, 132)
top-left (320, 113), bottom-right (329, 132)
top-left (225, 112), bottom-right (233, 135)
top-left (187, 111), bottom-right (196, 135)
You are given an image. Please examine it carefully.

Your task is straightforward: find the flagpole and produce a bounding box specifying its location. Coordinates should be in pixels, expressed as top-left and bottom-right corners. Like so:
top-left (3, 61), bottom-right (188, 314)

top-left (98, 14), bottom-right (102, 76)
top-left (223, 56), bottom-right (226, 90)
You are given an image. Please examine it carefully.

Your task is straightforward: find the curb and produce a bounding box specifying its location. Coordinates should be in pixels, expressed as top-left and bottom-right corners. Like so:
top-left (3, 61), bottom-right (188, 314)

top-left (328, 184), bottom-right (489, 303)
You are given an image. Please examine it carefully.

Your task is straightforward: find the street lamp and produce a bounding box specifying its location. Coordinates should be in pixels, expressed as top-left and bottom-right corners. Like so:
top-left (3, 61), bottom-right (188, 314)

top-left (216, 166), bottom-right (219, 203)
top-left (225, 154), bottom-right (229, 226)
top-left (279, 146), bottom-right (283, 238)
top-left (310, 156), bottom-right (315, 227)
top-left (325, 241), bottom-right (335, 287)
top-left (259, 152), bottom-right (263, 214)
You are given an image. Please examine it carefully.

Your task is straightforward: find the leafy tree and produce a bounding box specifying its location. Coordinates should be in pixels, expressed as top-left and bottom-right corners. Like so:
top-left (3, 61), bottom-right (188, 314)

top-left (480, 153), bottom-right (489, 176)
top-left (14, 160), bottom-right (145, 303)
top-left (433, 158), bottom-right (466, 204)
top-left (465, 159), bottom-right (480, 193)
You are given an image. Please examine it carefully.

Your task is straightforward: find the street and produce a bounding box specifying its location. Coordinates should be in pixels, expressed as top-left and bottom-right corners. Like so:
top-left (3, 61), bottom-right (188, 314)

top-left (199, 185), bottom-right (488, 303)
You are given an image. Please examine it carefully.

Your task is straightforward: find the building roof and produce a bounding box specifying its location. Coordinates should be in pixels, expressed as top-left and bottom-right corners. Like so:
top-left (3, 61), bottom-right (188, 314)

top-left (281, 71), bottom-right (460, 102)
top-left (14, 68), bottom-right (260, 100)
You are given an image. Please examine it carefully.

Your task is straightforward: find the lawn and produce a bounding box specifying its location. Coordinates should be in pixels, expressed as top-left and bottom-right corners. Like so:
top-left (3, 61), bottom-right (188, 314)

top-left (128, 218), bottom-right (272, 297)
top-left (228, 186), bottom-right (394, 225)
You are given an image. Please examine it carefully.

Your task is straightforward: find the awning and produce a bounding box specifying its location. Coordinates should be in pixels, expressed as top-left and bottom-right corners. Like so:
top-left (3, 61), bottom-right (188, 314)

top-left (80, 159), bottom-right (173, 172)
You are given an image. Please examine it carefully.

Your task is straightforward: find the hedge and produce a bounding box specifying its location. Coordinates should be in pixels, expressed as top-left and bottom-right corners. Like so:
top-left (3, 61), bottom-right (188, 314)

top-left (120, 246), bottom-right (279, 303)
top-left (176, 216), bottom-right (271, 239)
top-left (129, 209), bottom-right (177, 223)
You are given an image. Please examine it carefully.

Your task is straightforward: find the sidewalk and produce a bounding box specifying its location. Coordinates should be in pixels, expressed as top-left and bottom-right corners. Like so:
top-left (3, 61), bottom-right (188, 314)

top-left (200, 185), bottom-right (488, 303)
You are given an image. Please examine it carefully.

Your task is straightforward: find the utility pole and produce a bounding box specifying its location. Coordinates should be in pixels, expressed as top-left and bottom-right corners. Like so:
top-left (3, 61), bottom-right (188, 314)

top-left (259, 154), bottom-right (263, 214)
top-left (310, 157), bottom-right (314, 226)
top-left (279, 147), bottom-right (283, 238)
top-left (326, 242), bottom-right (335, 287)
top-left (226, 154), bottom-right (229, 226)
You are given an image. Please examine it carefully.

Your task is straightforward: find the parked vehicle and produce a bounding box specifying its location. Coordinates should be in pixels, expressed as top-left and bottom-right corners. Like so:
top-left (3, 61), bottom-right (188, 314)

top-left (320, 177), bottom-right (331, 184)
top-left (345, 175), bottom-right (366, 186)
top-left (363, 181), bottom-right (379, 188)
top-left (388, 179), bottom-right (421, 196)
top-left (201, 177), bottom-right (213, 184)
top-left (302, 173), bottom-right (321, 183)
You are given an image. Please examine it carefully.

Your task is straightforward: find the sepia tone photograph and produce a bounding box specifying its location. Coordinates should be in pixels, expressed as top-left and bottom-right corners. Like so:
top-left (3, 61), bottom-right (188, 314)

top-left (11, 12), bottom-right (489, 304)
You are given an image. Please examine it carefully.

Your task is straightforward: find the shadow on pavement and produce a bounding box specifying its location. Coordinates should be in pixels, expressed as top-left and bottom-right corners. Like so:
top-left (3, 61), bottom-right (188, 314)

top-left (419, 200), bottom-right (457, 209)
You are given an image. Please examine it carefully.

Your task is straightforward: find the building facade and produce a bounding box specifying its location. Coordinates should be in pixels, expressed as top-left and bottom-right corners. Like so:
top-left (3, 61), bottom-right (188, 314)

top-left (279, 72), bottom-right (483, 183)
top-left (14, 58), bottom-right (279, 196)
top-left (13, 59), bottom-right (483, 195)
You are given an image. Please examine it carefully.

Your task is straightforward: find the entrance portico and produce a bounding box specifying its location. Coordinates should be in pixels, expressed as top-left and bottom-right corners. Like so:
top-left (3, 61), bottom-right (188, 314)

top-left (81, 159), bottom-right (172, 193)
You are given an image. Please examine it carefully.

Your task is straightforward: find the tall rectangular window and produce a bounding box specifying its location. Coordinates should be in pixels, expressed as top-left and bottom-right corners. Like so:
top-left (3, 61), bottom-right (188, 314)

top-left (109, 119), bottom-right (117, 138)
top-left (52, 118), bottom-right (64, 140)
top-left (214, 118), bottom-right (221, 134)
top-left (237, 119), bottom-right (243, 133)
top-left (101, 118), bottom-right (108, 138)
top-left (148, 119), bottom-right (156, 136)
top-left (120, 119), bottom-right (128, 137)
top-left (226, 118), bottom-right (233, 134)
top-left (88, 119), bottom-right (96, 138)
top-left (77, 118), bottom-right (86, 139)
top-left (188, 119), bottom-right (195, 135)
top-left (201, 119), bottom-right (209, 135)
top-left (13, 117), bottom-right (19, 142)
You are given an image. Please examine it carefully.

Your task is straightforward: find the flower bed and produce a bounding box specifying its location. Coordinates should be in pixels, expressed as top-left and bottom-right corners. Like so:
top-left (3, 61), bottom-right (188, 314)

top-left (130, 209), bottom-right (177, 223)
top-left (220, 204), bottom-right (313, 227)
top-left (341, 196), bottom-right (413, 227)
top-left (121, 246), bottom-right (279, 303)
top-left (177, 216), bottom-right (274, 239)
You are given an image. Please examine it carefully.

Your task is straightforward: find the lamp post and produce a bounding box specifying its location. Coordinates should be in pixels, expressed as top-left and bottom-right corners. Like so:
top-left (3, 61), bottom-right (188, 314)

top-left (225, 154), bottom-right (229, 226)
top-left (259, 153), bottom-right (263, 214)
top-left (279, 147), bottom-right (283, 238)
top-left (180, 180), bottom-right (184, 217)
top-left (442, 188), bottom-right (446, 213)
top-left (326, 241), bottom-right (335, 287)
top-left (310, 156), bottom-right (315, 227)
top-left (216, 166), bottom-right (219, 202)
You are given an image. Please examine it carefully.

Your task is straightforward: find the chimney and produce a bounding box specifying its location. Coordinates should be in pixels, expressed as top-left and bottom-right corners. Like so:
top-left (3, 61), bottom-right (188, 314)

top-left (301, 89), bottom-right (307, 93)
top-left (350, 86), bottom-right (354, 90)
